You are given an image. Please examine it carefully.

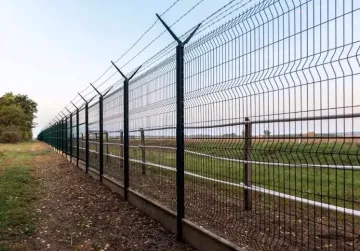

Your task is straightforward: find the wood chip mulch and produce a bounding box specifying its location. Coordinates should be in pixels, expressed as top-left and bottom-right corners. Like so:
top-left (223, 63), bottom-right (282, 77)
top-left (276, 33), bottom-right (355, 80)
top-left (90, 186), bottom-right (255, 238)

top-left (25, 143), bottom-right (194, 251)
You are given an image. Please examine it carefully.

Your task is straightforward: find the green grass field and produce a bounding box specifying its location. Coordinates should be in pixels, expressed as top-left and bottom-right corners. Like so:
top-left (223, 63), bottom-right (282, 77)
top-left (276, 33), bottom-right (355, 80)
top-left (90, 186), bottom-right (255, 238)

top-left (93, 139), bottom-right (360, 210)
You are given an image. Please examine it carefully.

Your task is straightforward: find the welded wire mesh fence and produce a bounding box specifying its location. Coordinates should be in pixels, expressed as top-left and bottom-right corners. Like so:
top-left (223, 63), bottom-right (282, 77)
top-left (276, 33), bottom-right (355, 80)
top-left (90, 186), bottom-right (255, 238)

top-left (79, 108), bottom-right (86, 162)
top-left (103, 87), bottom-right (124, 182)
top-left (88, 102), bottom-right (100, 170)
top-left (38, 0), bottom-right (360, 250)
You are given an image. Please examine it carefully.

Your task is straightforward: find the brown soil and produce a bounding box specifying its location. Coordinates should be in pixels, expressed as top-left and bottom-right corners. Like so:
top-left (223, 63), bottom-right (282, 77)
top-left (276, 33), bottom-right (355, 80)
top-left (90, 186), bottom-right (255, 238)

top-left (2, 158), bottom-right (14, 167)
top-left (23, 142), bottom-right (194, 251)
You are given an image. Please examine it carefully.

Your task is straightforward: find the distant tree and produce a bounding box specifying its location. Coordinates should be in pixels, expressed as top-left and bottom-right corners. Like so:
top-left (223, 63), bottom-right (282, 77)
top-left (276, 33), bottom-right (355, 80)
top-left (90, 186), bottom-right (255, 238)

top-left (0, 92), bottom-right (37, 141)
top-left (0, 104), bottom-right (26, 127)
top-left (263, 129), bottom-right (271, 137)
top-left (222, 133), bottom-right (237, 138)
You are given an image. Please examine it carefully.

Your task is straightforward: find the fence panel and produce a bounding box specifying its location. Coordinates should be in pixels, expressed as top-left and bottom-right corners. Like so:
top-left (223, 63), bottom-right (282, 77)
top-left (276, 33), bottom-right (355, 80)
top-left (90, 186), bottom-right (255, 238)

top-left (79, 107), bottom-right (86, 162)
top-left (128, 56), bottom-right (178, 212)
top-left (71, 113), bottom-right (77, 158)
top-left (103, 86), bottom-right (124, 183)
top-left (183, 0), bottom-right (360, 250)
top-left (88, 102), bottom-right (100, 170)
top-left (66, 116), bottom-right (71, 156)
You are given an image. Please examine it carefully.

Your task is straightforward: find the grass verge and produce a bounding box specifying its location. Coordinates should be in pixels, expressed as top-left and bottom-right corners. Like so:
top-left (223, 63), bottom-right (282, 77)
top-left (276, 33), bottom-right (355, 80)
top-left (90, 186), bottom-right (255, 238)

top-left (0, 143), bottom-right (37, 251)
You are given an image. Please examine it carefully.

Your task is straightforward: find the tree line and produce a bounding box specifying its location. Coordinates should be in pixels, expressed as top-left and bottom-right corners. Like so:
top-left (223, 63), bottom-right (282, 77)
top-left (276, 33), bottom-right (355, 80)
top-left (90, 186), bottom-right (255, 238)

top-left (0, 93), bottom-right (37, 143)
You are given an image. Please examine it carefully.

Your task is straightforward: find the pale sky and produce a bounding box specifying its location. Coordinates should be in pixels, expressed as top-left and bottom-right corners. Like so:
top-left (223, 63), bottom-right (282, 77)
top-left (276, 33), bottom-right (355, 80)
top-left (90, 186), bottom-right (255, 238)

top-left (0, 0), bottom-right (239, 137)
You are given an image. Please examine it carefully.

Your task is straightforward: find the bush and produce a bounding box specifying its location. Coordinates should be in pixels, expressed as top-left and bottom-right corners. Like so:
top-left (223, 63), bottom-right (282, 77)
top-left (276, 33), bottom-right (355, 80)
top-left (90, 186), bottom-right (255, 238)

top-left (0, 132), bottom-right (21, 143)
top-left (0, 126), bottom-right (23, 143)
top-left (23, 131), bottom-right (29, 141)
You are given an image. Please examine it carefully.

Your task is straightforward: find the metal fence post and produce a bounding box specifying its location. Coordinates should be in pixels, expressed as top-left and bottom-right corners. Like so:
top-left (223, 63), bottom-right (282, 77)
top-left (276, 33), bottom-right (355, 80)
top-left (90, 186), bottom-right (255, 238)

top-left (156, 14), bottom-right (201, 240)
top-left (69, 112), bottom-right (73, 163)
top-left (64, 115), bottom-right (68, 158)
top-left (53, 121), bottom-right (55, 149)
top-left (49, 126), bottom-right (52, 146)
top-left (85, 103), bottom-right (89, 174)
top-left (57, 120), bottom-right (60, 151)
top-left (90, 84), bottom-right (113, 182)
top-left (59, 120), bottom-right (61, 151)
top-left (53, 121), bottom-right (56, 150)
top-left (140, 128), bottom-right (146, 175)
top-left (54, 122), bottom-right (56, 148)
top-left (54, 122), bottom-right (56, 149)
top-left (51, 125), bottom-right (52, 146)
top-left (59, 119), bottom-right (62, 152)
top-left (55, 121), bottom-right (57, 150)
top-left (52, 122), bottom-right (55, 148)
top-left (54, 122), bottom-right (56, 150)
top-left (61, 118), bottom-right (65, 154)
top-left (123, 80), bottom-right (129, 199)
top-left (49, 123), bottom-right (52, 147)
top-left (175, 44), bottom-right (185, 240)
top-left (76, 109), bottom-right (79, 166)
top-left (56, 121), bottom-right (58, 151)
top-left (244, 117), bottom-right (252, 211)
top-left (99, 95), bottom-right (104, 181)
top-left (111, 61), bottom-right (142, 201)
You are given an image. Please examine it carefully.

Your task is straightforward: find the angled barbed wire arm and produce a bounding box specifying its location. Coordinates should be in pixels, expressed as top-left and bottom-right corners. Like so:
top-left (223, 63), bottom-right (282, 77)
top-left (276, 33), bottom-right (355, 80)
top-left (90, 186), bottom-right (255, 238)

top-left (90, 83), bottom-right (102, 96)
top-left (54, 115), bottom-right (61, 121)
top-left (65, 107), bottom-right (72, 115)
top-left (128, 65), bottom-right (142, 81)
top-left (78, 103), bottom-right (86, 110)
top-left (111, 61), bottom-right (127, 80)
top-left (78, 92), bottom-right (87, 103)
top-left (70, 101), bottom-right (78, 110)
top-left (183, 23), bottom-right (202, 45)
top-left (87, 95), bottom-right (97, 104)
top-left (103, 86), bottom-right (114, 98)
top-left (111, 61), bottom-right (142, 82)
top-left (156, 13), bottom-right (201, 45)
top-left (156, 13), bottom-right (181, 44)
top-left (77, 93), bottom-right (88, 111)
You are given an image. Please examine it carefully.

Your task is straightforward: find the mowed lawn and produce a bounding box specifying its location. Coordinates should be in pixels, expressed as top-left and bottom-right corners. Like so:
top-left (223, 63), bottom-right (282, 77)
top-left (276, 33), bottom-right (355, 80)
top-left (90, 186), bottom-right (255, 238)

top-left (86, 138), bottom-right (360, 209)
top-left (0, 142), bottom-right (49, 251)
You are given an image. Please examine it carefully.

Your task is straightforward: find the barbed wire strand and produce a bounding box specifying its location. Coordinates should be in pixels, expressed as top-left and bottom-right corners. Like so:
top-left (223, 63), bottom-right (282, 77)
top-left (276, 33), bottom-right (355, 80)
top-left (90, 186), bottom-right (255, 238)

top-left (47, 0), bottom-right (257, 127)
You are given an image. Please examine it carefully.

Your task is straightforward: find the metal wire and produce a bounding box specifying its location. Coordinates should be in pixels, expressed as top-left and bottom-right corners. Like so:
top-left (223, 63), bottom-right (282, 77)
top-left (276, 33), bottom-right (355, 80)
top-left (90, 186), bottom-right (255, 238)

top-left (45, 0), bottom-right (255, 129)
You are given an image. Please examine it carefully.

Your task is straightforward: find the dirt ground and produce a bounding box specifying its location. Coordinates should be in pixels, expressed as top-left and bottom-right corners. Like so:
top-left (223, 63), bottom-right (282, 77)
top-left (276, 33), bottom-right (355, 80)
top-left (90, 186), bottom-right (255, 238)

top-left (23, 142), bottom-right (194, 251)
